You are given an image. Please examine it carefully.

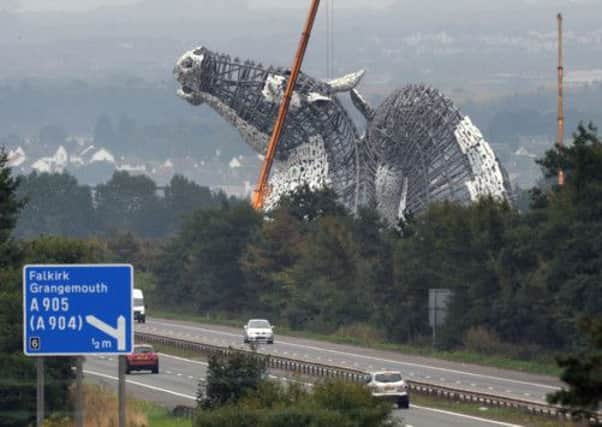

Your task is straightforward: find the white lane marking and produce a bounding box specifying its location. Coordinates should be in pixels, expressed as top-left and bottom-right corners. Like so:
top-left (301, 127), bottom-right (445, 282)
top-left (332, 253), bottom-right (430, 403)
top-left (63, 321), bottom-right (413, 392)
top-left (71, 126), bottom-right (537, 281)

top-left (412, 404), bottom-right (523, 427)
top-left (148, 319), bottom-right (558, 391)
top-left (158, 353), bottom-right (208, 366)
top-left (90, 353), bottom-right (520, 427)
top-left (84, 370), bottom-right (195, 400)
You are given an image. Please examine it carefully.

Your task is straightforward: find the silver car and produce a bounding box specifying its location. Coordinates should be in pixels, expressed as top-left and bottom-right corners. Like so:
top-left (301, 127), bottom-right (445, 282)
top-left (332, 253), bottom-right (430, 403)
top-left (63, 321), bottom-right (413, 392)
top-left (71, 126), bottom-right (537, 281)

top-left (366, 371), bottom-right (410, 409)
top-left (243, 319), bottom-right (274, 344)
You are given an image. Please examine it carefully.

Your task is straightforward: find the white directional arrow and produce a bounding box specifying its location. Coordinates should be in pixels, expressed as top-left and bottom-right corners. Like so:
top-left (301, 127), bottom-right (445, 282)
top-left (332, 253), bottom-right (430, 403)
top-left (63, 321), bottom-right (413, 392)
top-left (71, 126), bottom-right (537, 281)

top-left (85, 315), bottom-right (126, 351)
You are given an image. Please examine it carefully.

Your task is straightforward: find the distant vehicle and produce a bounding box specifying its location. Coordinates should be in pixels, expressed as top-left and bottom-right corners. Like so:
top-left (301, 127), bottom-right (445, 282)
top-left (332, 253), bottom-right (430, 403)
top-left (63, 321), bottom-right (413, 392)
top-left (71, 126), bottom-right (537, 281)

top-left (133, 288), bottom-right (146, 323)
top-left (365, 371), bottom-right (410, 409)
top-left (243, 319), bottom-right (274, 344)
top-left (126, 344), bottom-right (159, 374)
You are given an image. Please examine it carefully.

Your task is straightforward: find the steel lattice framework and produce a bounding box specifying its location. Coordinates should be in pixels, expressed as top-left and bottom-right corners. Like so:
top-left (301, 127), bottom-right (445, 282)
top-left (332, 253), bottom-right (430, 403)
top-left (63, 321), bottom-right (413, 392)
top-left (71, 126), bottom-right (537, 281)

top-left (174, 46), bottom-right (512, 224)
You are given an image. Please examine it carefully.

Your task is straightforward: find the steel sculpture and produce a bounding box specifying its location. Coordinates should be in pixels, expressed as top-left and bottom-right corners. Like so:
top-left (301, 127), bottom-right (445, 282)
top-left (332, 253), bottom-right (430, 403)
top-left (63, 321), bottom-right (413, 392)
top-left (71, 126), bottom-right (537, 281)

top-left (174, 47), bottom-right (512, 224)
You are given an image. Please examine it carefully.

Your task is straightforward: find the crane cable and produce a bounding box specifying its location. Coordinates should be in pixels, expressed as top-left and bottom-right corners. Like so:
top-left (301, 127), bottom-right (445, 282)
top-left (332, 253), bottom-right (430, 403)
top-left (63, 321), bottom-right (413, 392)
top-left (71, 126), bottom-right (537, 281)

top-left (325, 0), bottom-right (335, 78)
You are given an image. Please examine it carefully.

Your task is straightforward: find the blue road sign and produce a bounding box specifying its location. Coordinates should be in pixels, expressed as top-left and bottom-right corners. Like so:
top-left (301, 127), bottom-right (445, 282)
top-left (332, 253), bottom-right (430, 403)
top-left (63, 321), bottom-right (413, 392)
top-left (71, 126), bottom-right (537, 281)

top-left (23, 264), bottom-right (134, 356)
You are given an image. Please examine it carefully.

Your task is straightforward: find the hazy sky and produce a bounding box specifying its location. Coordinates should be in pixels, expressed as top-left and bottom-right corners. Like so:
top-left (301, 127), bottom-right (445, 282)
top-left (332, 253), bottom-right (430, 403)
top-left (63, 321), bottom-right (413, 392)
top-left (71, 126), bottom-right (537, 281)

top-left (18, 0), bottom-right (395, 12)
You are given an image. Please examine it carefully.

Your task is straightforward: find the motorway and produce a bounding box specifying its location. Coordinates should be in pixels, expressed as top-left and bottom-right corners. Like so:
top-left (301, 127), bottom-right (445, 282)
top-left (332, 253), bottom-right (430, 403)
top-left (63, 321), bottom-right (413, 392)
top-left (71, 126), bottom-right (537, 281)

top-left (138, 317), bottom-right (562, 404)
top-left (84, 353), bottom-right (523, 427)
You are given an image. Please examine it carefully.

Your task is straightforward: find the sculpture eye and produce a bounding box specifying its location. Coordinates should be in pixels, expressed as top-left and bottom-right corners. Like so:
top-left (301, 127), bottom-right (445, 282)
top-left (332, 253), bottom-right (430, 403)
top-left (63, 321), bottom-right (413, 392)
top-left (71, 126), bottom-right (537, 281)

top-left (182, 57), bottom-right (193, 69)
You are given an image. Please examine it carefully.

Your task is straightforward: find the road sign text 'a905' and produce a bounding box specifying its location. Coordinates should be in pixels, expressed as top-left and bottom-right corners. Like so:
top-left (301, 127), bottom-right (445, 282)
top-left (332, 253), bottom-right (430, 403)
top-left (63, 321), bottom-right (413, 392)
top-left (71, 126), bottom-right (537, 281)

top-left (23, 264), bottom-right (134, 356)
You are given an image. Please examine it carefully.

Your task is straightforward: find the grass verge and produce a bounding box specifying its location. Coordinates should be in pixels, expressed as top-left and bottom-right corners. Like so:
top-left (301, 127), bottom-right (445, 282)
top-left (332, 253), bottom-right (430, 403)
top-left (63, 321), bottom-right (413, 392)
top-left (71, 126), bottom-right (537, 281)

top-left (45, 384), bottom-right (192, 427)
top-left (150, 310), bottom-right (561, 377)
top-left (411, 394), bottom-right (580, 427)
top-left (134, 400), bottom-right (191, 427)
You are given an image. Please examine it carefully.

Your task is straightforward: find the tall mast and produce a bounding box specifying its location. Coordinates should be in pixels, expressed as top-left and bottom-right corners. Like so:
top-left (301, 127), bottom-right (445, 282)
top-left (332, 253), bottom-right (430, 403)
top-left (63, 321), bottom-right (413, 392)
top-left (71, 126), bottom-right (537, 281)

top-left (557, 13), bottom-right (565, 186)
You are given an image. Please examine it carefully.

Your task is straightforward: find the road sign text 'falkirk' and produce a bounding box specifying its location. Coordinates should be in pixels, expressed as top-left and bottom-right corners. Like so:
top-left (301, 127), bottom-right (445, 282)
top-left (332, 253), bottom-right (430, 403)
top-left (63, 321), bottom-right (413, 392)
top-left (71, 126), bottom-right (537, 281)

top-left (23, 264), bottom-right (134, 356)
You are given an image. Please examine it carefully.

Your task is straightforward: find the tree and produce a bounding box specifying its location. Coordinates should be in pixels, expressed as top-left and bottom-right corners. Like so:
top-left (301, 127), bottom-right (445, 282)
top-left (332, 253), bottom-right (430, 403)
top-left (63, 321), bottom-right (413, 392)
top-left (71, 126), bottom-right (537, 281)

top-left (199, 350), bottom-right (267, 409)
top-left (548, 317), bottom-right (602, 423)
top-left (163, 175), bottom-right (217, 234)
top-left (95, 171), bottom-right (166, 237)
top-left (241, 209), bottom-right (304, 319)
top-left (14, 172), bottom-right (96, 238)
top-left (0, 149), bottom-right (23, 244)
top-left (0, 152), bottom-right (102, 426)
top-left (154, 202), bottom-right (261, 311)
top-left (0, 148), bottom-right (26, 426)
top-left (274, 184), bottom-right (347, 222)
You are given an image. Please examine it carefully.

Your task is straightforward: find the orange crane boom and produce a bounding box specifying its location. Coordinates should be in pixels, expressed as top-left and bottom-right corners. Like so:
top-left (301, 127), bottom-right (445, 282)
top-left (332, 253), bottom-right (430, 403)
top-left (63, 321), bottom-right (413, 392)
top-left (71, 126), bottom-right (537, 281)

top-left (251, 0), bottom-right (322, 210)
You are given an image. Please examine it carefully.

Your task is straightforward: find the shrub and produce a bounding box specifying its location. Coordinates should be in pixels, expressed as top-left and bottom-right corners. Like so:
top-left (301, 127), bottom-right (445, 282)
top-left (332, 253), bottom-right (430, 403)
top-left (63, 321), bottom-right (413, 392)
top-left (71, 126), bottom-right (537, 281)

top-left (198, 350), bottom-right (267, 409)
top-left (194, 379), bottom-right (398, 427)
top-left (334, 323), bottom-right (386, 345)
top-left (462, 326), bottom-right (542, 360)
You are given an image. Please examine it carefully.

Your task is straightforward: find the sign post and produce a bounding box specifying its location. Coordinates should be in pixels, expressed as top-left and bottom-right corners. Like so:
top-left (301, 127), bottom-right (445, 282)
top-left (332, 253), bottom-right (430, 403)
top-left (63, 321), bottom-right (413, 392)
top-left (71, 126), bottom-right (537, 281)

top-left (23, 264), bottom-right (133, 426)
top-left (36, 358), bottom-right (44, 427)
top-left (119, 356), bottom-right (126, 427)
top-left (428, 288), bottom-right (453, 348)
top-left (75, 357), bottom-right (83, 427)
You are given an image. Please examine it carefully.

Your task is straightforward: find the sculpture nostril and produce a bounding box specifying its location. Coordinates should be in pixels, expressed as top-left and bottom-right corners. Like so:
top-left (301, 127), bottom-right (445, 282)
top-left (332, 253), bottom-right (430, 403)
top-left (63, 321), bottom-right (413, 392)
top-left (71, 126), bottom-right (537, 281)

top-left (182, 86), bottom-right (193, 94)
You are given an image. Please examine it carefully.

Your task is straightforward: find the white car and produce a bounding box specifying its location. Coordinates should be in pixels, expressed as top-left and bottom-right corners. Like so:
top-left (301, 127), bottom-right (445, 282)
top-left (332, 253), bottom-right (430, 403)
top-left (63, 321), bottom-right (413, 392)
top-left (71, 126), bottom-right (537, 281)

top-left (243, 319), bottom-right (274, 344)
top-left (366, 371), bottom-right (410, 409)
top-left (133, 288), bottom-right (146, 323)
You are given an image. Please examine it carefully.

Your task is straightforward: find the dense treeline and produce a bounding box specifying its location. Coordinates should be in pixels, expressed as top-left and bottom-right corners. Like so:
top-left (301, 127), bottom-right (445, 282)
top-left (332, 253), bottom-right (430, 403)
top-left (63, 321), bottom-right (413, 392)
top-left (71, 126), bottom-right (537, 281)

top-left (149, 124), bottom-right (602, 355)
top-left (14, 171), bottom-right (232, 238)
top-left (0, 150), bottom-right (111, 426)
top-left (4, 124), bottom-right (602, 362)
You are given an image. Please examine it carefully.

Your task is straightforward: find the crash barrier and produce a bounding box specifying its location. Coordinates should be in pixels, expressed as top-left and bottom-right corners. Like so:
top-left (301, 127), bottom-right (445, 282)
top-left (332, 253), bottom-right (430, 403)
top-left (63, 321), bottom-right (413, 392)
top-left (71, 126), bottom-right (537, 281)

top-left (135, 331), bottom-right (365, 382)
top-left (135, 331), bottom-right (600, 423)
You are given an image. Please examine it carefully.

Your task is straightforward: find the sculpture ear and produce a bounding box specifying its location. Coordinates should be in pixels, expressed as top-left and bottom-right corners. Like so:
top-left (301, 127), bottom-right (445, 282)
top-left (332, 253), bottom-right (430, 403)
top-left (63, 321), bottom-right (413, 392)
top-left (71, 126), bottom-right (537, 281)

top-left (350, 88), bottom-right (375, 121)
top-left (326, 70), bottom-right (366, 93)
top-left (307, 92), bottom-right (332, 106)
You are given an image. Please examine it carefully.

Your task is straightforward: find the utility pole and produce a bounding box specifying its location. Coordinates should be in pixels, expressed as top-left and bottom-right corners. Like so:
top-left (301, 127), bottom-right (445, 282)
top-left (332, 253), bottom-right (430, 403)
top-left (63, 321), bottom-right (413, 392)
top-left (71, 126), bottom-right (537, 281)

top-left (557, 13), bottom-right (565, 186)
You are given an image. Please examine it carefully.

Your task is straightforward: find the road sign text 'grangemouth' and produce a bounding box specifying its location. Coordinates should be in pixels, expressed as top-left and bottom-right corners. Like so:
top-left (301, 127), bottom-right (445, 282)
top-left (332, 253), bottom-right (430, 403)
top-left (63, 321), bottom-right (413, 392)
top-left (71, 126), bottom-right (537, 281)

top-left (23, 264), bottom-right (134, 356)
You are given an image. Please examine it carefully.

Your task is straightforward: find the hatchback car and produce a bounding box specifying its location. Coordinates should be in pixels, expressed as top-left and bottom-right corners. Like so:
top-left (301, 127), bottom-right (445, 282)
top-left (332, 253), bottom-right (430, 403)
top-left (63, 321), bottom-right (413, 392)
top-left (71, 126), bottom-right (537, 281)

top-left (126, 344), bottom-right (159, 374)
top-left (243, 319), bottom-right (274, 344)
top-left (365, 371), bottom-right (409, 408)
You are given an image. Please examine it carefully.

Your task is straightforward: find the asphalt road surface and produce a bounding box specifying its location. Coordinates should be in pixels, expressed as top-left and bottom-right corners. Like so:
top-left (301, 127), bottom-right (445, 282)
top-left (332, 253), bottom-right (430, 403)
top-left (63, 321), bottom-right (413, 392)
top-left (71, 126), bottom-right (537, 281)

top-left (84, 353), bottom-right (523, 427)
top-left (138, 317), bottom-right (562, 404)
